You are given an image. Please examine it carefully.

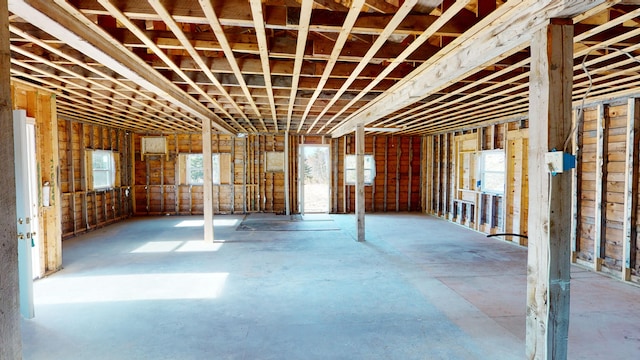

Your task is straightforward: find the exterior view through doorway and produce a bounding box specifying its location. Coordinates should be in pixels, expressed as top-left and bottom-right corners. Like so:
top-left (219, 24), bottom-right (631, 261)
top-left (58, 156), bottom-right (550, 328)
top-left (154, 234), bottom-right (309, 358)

top-left (299, 145), bottom-right (330, 214)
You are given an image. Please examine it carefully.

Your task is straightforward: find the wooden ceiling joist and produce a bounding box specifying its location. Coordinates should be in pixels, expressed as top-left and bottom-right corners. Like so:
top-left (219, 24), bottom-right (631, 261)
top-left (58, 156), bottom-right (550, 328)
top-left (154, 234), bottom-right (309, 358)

top-left (6, 0), bottom-right (640, 137)
top-left (9, 0), bottom-right (233, 134)
top-left (330, 0), bottom-right (618, 138)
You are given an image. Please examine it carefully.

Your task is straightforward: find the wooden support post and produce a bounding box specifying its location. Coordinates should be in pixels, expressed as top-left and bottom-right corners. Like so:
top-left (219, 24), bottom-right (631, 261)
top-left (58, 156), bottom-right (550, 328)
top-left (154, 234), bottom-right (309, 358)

top-left (231, 135), bottom-right (236, 214)
top-left (526, 20), bottom-right (574, 360)
top-left (202, 118), bottom-right (214, 242)
top-left (622, 99), bottom-right (639, 280)
top-left (0, 0), bottom-right (22, 353)
top-left (435, 135), bottom-right (441, 215)
top-left (331, 139), bottom-right (343, 213)
top-left (243, 137), bottom-right (247, 213)
top-left (174, 134), bottom-right (179, 214)
top-left (594, 104), bottom-right (607, 271)
top-left (284, 132), bottom-right (290, 215)
top-left (356, 124), bottom-right (365, 242)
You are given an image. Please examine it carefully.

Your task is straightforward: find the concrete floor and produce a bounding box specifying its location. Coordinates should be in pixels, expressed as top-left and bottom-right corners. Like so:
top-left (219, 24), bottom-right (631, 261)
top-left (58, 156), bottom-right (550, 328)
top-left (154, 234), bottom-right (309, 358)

top-left (21, 213), bottom-right (640, 359)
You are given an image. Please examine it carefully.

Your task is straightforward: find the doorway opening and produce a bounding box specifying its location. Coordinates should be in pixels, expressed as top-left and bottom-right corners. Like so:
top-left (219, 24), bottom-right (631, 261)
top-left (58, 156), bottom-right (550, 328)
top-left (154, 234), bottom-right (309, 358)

top-left (299, 145), bottom-right (330, 214)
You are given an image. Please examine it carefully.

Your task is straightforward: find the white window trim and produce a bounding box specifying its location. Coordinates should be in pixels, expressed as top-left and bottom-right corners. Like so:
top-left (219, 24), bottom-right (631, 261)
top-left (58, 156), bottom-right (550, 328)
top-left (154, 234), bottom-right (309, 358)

top-left (185, 153), bottom-right (221, 185)
top-left (344, 154), bottom-right (375, 185)
top-left (92, 149), bottom-right (116, 190)
top-left (479, 149), bottom-right (505, 195)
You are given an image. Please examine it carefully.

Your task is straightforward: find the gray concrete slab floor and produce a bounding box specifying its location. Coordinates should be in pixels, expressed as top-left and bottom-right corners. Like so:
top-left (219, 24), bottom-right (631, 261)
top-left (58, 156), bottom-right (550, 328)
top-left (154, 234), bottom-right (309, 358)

top-left (21, 213), bottom-right (640, 359)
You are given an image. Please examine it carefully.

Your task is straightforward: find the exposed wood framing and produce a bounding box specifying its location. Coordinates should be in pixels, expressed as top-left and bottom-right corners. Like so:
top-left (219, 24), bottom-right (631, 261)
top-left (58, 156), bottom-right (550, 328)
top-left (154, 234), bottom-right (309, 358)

top-left (622, 99), bottom-right (639, 280)
top-left (525, 20), bottom-right (574, 360)
top-left (594, 104), bottom-right (607, 270)
top-left (202, 118), bottom-right (214, 242)
top-left (0, 0), bottom-right (21, 353)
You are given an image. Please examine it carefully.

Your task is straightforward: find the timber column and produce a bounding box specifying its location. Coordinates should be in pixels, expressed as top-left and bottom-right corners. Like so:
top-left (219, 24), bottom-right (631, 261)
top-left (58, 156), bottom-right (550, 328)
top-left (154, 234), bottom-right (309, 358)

top-left (526, 19), bottom-right (574, 360)
top-left (0, 0), bottom-right (23, 357)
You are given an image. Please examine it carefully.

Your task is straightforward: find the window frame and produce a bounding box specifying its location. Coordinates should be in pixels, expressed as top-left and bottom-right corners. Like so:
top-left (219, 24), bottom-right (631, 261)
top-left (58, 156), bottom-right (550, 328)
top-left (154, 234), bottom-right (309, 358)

top-left (91, 149), bottom-right (116, 190)
top-left (184, 153), bottom-right (221, 185)
top-left (344, 154), bottom-right (375, 186)
top-left (478, 149), bottom-right (506, 195)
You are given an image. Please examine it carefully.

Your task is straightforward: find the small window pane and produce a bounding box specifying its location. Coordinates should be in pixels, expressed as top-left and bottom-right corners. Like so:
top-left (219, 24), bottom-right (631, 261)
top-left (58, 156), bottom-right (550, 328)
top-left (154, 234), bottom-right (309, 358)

top-left (480, 150), bottom-right (505, 195)
top-left (186, 154), bottom-right (220, 185)
top-left (344, 154), bottom-right (375, 185)
top-left (92, 150), bottom-right (115, 189)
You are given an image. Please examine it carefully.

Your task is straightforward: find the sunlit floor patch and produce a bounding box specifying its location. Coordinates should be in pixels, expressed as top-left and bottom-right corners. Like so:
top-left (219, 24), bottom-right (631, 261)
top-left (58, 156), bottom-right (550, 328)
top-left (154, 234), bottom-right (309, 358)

top-left (35, 273), bottom-right (229, 304)
top-left (131, 240), bottom-right (223, 253)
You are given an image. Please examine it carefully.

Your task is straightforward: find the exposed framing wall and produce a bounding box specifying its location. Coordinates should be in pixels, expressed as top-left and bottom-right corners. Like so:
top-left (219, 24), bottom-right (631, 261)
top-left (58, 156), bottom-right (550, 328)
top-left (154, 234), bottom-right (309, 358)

top-left (332, 135), bottom-right (421, 213)
top-left (425, 96), bottom-right (640, 286)
top-left (58, 118), bottom-right (132, 238)
top-left (10, 81), bottom-right (62, 275)
top-left (132, 133), bottom-right (290, 215)
top-left (574, 100), bottom-right (640, 283)
top-left (423, 123), bottom-right (515, 238)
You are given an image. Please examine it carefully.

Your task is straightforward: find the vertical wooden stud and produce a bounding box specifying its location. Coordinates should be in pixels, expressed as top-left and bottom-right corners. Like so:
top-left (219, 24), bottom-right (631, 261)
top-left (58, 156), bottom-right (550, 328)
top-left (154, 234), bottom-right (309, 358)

top-left (594, 104), bottom-right (607, 271)
top-left (570, 109), bottom-right (583, 262)
top-left (408, 137), bottom-right (413, 211)
top-left (434, 135), bottom-right (444, 216)
top-left (395, 136), bottom-right (401, 212)
top-left (284, 133), bottom-right (290, 215)
top-left (622, 99), bottom-right (639, 280)
top-left (243, 136), bottom-right (248, 213)
top-left (384, 136), bottom-right (388, 212)
top-left (372, 136), bottom-right (377, 212)
top-left (331, 139), bottom-right (341, 213)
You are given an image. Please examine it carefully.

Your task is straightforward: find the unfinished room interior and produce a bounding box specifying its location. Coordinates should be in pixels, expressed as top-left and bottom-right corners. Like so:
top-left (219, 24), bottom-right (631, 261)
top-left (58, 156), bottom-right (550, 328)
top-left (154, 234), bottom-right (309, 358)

top-left (3, 0), bottom-right (640, 359)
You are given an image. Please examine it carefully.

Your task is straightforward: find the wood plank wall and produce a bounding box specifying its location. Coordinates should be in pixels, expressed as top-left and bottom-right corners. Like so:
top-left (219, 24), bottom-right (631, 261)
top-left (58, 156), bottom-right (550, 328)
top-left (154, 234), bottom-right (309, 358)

top-left (132, 133), bottom-right (291, 215)
top-left (575, 100), bottom-right (640, 283)
top-left (10, 81), bottom-right (62, 276)
top-left (58, 119), bottom-right (132, 238)
top-left (130, 133), bottom-right (420, 216)
top-left (331, 135), bottom-right (422, 213)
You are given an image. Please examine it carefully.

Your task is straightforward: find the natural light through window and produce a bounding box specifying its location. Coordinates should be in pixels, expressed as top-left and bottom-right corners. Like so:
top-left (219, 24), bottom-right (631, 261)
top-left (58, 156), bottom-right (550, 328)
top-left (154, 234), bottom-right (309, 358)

top-left (479, 150), bottom-right (505, 195)
top-left (92, 150), bottom-right (115, 189)
top-left (344, 154), bottom-right (375, 185)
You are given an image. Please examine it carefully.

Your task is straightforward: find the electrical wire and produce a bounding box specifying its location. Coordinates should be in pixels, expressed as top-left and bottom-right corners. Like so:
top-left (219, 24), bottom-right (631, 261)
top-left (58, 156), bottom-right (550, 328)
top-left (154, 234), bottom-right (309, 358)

top-left (563, 46), bottom-right (640, 152)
